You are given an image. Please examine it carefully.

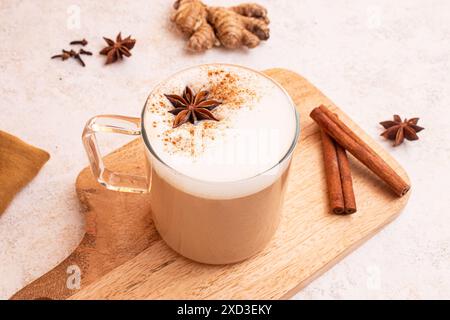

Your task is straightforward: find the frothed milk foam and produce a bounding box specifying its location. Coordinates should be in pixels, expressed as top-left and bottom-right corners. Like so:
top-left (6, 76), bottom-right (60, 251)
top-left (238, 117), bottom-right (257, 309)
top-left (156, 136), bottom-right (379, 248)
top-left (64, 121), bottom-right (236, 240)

top-left (143, 65), bottom-right (297, 199)
top-left (142, 65), bottom-right (298, 264)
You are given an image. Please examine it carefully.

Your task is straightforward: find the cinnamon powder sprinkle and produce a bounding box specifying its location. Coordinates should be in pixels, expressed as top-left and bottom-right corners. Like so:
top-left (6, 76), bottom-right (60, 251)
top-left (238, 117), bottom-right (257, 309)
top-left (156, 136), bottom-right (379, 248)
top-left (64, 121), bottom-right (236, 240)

top-left (206, 71), bottom-right (257, 110)
top-left (148, 68), bottom-right (259, 157)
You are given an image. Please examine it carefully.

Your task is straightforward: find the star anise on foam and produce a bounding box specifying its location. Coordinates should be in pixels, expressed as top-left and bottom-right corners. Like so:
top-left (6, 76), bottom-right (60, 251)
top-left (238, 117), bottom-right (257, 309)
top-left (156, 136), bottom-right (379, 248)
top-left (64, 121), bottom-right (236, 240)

top-left (380, 115), bottom-right (424, 146)
top-left (165, 86), bottom-right (221, 128)
top-left (99, 33), bottom-right (136, 65)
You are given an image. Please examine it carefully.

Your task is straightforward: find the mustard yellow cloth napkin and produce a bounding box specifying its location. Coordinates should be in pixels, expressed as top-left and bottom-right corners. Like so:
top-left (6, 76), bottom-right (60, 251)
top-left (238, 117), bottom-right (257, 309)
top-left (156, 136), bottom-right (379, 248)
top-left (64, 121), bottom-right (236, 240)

top-left (0, 131), bottom-right (50, 214)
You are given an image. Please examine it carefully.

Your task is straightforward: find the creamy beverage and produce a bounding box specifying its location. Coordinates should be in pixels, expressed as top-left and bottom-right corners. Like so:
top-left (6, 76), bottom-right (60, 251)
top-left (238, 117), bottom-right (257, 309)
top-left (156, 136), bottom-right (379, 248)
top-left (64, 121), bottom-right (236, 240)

top-left (82, 64), bottom-right (299, 265)
top-left (142, 65), bottom-right (299, 264)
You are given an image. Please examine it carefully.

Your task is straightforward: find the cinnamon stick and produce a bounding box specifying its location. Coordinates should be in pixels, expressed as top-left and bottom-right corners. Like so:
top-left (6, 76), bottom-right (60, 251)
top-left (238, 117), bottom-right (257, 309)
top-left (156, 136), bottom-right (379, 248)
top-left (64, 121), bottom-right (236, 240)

top-left (336, 141), bottom-right (357, 214)
top-left (321, 130), bottom-right (344, 214)
top-left (311, 105), bottom-right (410, 197)
top-left (321, 130), bottom-right (357, 215)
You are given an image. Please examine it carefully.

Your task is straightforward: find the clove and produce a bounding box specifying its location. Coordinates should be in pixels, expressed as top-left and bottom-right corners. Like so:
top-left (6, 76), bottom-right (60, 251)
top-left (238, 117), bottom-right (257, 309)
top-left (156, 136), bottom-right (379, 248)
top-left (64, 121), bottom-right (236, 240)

top-left (51, 49), bottom-right (88, 67)
top-left (70, 38), bottom-right (88, 46)
top-left (79, 48), bottom-right (93, 56)
top-left (51, 50), bottom-right (71, 61)
top-left (71, 50), bottom-right (86, 67)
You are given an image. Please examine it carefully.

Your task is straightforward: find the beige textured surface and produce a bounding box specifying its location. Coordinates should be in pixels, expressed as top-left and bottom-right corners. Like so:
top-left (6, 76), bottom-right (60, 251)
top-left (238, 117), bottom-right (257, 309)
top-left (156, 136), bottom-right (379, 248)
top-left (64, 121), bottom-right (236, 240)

top-left (1, 0), bottom-right (450, 299)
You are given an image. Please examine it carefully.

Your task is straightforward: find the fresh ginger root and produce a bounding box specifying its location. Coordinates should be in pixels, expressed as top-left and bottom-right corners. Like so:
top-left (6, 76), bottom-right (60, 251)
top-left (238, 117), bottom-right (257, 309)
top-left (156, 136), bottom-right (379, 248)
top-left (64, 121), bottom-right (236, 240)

top-left (208, 4), bottom-right (270, 49)
top-left (171, 1), bottom-right (270, 52)
top-left (229, 3), bottom-right (270, 24)
top-left (171, 0), bottom-right (219, 52)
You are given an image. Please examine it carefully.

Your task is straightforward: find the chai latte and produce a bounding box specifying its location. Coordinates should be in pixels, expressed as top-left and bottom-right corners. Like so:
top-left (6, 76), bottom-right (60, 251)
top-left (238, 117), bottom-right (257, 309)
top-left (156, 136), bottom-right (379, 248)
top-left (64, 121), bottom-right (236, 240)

top-left (142, 65), bottom-right (298, 264)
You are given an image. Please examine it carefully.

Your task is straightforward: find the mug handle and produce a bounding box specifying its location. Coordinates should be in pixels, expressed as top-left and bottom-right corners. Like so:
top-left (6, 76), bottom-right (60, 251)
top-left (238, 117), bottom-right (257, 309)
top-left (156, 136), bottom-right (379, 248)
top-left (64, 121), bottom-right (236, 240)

top-left (82, 115), bottom-right (150, 193)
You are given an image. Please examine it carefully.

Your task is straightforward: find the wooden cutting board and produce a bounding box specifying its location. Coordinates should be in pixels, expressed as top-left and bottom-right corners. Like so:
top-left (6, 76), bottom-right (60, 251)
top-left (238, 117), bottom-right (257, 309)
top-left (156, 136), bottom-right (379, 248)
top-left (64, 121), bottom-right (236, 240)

top-left (12, 68), bottom-right (410, 300)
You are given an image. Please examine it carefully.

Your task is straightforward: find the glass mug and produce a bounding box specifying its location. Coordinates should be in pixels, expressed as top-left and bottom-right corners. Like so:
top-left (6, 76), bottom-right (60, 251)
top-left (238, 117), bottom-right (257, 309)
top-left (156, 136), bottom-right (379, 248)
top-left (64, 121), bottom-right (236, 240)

top-left (82, 64), bottom-right (300, 264)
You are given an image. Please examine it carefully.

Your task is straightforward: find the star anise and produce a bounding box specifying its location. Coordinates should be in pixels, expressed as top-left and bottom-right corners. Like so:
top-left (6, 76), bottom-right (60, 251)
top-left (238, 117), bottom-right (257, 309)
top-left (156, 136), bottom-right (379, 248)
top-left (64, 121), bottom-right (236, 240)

top-left (165, 86), bottom-right (221, 128)
top-left (380, 115), bottom-right (424, 146)
top-left (99, 33), bottom-right (136, 65)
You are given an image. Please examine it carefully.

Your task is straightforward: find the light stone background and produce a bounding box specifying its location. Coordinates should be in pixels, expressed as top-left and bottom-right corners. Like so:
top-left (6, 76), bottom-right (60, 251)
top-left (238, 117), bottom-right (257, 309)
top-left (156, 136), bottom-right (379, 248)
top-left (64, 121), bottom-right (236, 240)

top-left (0, 0), bottom-right (449, 300)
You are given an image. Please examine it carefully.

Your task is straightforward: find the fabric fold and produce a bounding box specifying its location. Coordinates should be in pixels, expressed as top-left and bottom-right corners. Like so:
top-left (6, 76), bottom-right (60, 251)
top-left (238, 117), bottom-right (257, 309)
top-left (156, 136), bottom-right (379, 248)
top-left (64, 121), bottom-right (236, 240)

top-left (0, 131), bottom-right (50, 214)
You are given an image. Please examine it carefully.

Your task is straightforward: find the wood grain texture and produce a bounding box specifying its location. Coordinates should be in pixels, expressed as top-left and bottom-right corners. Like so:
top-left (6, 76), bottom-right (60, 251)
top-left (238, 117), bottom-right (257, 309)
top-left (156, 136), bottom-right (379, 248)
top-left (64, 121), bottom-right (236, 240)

top-left (11, 141), bottom-right (155, 300)
top-left (11, 68), bottom-right (410, 300)
top-left (68, 68), bottom-right (410, 300)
